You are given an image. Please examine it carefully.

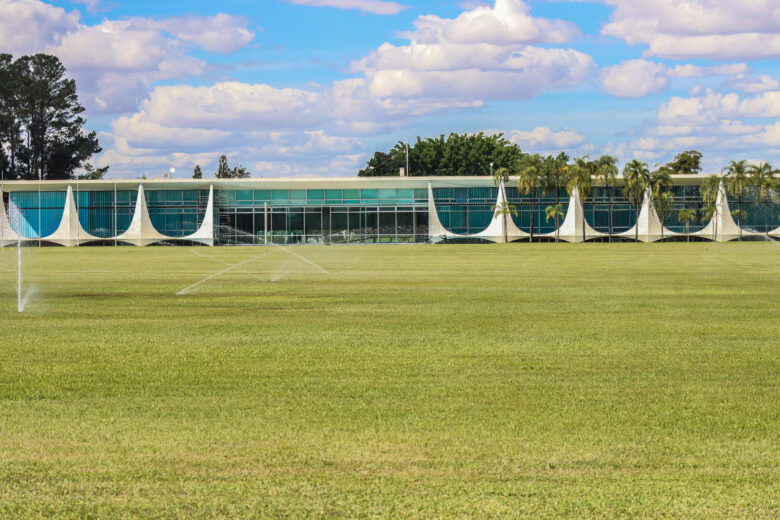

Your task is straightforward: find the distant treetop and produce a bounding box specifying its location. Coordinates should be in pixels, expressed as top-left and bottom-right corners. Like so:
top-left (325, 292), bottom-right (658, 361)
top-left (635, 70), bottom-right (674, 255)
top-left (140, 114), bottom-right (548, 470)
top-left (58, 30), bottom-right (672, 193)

top-left (358, 133), bottom-right (525, 177)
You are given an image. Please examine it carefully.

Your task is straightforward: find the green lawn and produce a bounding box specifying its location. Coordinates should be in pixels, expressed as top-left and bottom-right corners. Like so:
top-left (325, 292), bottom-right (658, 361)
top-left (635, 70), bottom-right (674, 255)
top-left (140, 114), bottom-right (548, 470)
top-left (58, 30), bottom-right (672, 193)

top-left (0, 243), bottom-right (778, 519)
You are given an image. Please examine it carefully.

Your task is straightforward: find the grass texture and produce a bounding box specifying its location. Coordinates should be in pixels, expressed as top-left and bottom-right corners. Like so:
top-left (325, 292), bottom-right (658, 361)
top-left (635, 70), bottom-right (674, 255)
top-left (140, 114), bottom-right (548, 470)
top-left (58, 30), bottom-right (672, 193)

top-left (0, 243), bottom-right (778, 519)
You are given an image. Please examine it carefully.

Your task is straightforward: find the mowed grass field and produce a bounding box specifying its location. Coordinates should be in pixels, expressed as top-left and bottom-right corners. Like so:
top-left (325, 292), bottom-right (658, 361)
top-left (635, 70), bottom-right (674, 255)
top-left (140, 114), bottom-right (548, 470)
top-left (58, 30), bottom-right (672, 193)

top-left (0, 243), bottom-right (778, 519)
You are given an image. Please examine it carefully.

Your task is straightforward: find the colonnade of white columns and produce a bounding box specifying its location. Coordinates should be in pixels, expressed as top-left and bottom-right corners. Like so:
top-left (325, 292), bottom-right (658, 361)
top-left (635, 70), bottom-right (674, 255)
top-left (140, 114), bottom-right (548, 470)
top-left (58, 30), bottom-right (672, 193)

top-left (427, 182), bottom-right (780, 243)
top-left (0, 185), bottom-right (214, 247)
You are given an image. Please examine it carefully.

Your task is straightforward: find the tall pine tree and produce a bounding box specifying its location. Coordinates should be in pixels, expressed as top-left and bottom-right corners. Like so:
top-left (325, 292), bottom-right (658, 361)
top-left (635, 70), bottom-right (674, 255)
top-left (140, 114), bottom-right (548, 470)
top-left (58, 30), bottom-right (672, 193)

top-left (0, 54), bottom-right (102, 180)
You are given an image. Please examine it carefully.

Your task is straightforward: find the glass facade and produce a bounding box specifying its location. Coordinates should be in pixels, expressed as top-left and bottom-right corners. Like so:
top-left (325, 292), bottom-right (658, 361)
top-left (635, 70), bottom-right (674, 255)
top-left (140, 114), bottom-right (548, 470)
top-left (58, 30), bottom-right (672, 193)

top-left (725, 187), bottom-right (780, 234)
top-left (8, 191), bottom-right (65, 238)
top-left (216, 188), bottom-right (429, 245)
top-left (2, 178), bottom-right (778, 244)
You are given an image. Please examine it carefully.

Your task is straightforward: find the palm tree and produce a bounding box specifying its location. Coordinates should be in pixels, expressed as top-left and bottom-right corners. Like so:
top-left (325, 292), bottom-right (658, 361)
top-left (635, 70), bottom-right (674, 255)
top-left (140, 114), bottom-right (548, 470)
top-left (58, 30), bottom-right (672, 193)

top-left (595, 155), bottom-right (618, 242)
top-left (492, 201), bottom-right (518, 243)
top-left (517, 155), bottom-right (543, 243)
top-left (701, 174), bottom-right (721, 241)
top-left (492, 166), bottom-right (509, 188)
top-left (545, 203), bottom-right (565, 235)
top-left (723, 160), bottom-right (750, 240)
top-left (650, 165), bottom-right (674, 241)
top-left (542, 153), bottom-right (569, 243)
top-left (654, 192), bottom-right (675, 241)
top-left (622, 159), bottom-right (650, 242)
top-left (748, 162), bottom-right (779, 236)
top-left (492, 167), bottom-right (512, 243)
top-left (567, 156), bottom-right (594, 242)
top-left (677, 208), bottom-right (697, 242)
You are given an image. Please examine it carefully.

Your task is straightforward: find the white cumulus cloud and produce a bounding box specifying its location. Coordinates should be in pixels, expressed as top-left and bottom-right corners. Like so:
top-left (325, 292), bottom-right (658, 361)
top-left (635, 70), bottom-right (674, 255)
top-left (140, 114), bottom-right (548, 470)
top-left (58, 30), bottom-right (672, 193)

top-left (599, 60), bottom-right (669, 98)
top-left (353, 0), bottom-right (594, 102)
top-left (599, 0), bottom-right (780, 60)
top-left (0, 1), bottom-right (256, 115)
top-left (599, 59), bottom-right (751, 98)
top-left (492, 127), bottom-right (588, 151)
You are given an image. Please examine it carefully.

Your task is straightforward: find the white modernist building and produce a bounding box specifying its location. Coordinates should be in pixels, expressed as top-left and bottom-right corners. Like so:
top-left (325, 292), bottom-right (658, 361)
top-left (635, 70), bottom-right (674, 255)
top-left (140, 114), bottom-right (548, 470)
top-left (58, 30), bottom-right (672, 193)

top-left (1, 175), bottom-right (778, 246)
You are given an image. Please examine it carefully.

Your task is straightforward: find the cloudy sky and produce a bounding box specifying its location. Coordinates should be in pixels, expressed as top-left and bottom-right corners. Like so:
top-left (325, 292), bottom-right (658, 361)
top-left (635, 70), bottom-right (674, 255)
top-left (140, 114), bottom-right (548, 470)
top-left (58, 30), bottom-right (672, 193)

top-left (1, 0), bottom-right (778, 178)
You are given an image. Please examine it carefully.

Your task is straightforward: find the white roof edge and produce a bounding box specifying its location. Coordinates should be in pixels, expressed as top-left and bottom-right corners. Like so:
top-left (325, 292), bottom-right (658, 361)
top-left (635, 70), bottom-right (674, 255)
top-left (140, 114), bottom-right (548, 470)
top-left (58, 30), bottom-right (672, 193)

top-left (3, 173), bottom-right (765, 191)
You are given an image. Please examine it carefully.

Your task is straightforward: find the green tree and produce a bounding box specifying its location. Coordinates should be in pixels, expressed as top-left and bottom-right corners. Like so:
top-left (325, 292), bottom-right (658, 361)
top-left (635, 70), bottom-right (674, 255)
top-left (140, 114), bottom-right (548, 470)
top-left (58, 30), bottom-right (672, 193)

top-left (76, 165), bottom-right (109, 180)
top-left (748, 162), bottom-right (778, 236)
top-left (595, 155), bottom-right (618, 241)
top-left (0, 54), bottom-right (22, 180)
top-left (193, 164), bottom-right (202, 179)
top-left (545, 203), bottom-right (565, 239)
top-left (216, 155), bottom-right (230, 178)
top-left (677, 208), bottom-right (697, 242)
top-left (359, 147), bottom-right (406, 177)
top-left (542, 152), bottom-right (569, 243)
top-left (230, 165), bottom-right (250, 178)
top-left (492, 166), bottom-right (510, 188)
top-left (723, 160), bottom-right (750, 240)
top-left (1, 54), bottom-right (101, 180)
top-left (667, 150), bottom-right (703, 175)
top-left (622, 159), bottom-right (650, 242)
top-left (491, 201), bottom-right (518, 243)
top-left (215, 155), bottom-right (251, 179)
top-left (516, 154), bottom-right (543, 242)
top-left (650, 165), bottom-right (674, 240)
top-left (567, 156), bottom-right (594, 242)
top-left (358, 133), bottom-right (525, 177)
top-left (701, 174), bottom-right (721, 241)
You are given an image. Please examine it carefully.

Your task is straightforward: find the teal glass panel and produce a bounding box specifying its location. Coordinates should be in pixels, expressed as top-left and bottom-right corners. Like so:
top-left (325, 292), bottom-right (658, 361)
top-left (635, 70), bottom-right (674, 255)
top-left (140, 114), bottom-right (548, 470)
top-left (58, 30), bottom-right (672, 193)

top-left (326, 189), bottom-right (342, 203)
top-left (144, 190), bottom-right (206, 237)
top-left (272, 190), bottom-right (289, 204)
top-left (254, 190), bottom-right (271, 202)
top-left (414, 188), bottom-right (428, 202)
top-left (361, 189), bottom-right (377, 203)
top-left (232, 189), bottom-right (253, 208)
top-left (8, 191), bottom-right (65, 238)
top-left (77, 190), bottom-right (116, 238)
top-left (343, 189), bottom-right (360, 204)
top-left (379, 189), bottom-right (396, 203)
top-left (469, 187), bottom-right (492, 202)
top-left (308, 189), bottom-right (324, 203)
top-left (290, 190), bottom-right (307, 203)
top-left (396, 189), bottom-right (414, 203)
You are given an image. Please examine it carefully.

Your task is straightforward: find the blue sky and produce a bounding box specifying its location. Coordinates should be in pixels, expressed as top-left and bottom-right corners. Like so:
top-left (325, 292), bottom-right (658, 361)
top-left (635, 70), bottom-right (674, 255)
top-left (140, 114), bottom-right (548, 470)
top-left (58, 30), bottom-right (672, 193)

top-left (2, 0), bottom-right (779, 177)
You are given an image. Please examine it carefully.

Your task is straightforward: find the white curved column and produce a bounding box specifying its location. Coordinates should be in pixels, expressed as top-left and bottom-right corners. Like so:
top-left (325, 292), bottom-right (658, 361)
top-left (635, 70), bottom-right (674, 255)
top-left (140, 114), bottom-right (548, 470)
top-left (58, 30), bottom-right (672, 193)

top-left (693, 184), bottom-right (759, 242)
top-left (427, 182), bottom-right (469, 242)
top-left (175, 184), bottom-right (214, 246)
top-left (474, 181), bottom-right (527, 243)
top-left (116, 185), bottom-right (169, 246)
top-left (0, 187), bottom-right (22, 247)
top-left (540, 188), bottom-right (605, 242)
top-left (44, 185), bottom-right (102, 247)
top-left (616, 189), bottom-right (680, 242)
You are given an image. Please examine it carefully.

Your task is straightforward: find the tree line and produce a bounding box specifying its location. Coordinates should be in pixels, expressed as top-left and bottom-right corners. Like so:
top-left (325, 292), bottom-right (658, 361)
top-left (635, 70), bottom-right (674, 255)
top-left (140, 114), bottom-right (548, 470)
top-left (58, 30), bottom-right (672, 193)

top-left (0, 54), bottom-right (104, 181)
top-left (492, 155), bottom-right (778, 243)
top-left (358, 133), bottom-right (704, 178)
top-left (358, 133), bottom-right (526, 177)
top-left (192, 155), bottom-right (250, 179)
